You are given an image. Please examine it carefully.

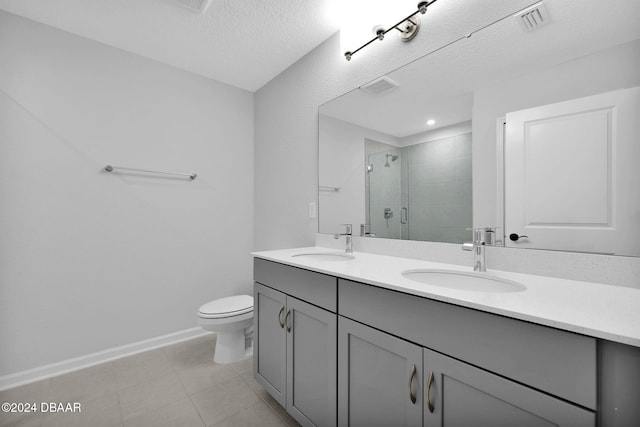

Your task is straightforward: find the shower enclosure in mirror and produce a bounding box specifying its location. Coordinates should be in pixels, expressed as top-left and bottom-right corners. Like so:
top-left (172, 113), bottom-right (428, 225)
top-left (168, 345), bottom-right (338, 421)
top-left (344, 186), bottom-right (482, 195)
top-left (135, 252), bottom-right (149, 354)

top-left (318, 0), bottom-right (640, 256)
top-left (363, 132), bottom-right (471, 243)
top-left (319, 108), bottom-right (472, 243)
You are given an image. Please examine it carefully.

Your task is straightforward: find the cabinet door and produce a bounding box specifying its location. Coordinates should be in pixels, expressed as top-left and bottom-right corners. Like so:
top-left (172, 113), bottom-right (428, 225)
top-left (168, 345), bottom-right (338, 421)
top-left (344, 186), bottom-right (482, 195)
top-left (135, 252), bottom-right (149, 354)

top-left (254, 283), bottom-right (287, 406)
top-left (338, 317), bottom-right (422, 427)
top-left (286, 297), bottom-right (337, 427)
top-left (423, 348), bottom-right (595, 427)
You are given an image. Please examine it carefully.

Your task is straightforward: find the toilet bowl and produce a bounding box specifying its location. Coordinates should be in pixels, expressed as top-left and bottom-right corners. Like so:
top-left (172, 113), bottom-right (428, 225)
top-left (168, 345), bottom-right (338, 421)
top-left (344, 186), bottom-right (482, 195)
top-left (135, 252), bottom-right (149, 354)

top-left (198, 295), bottom-right (254, 364)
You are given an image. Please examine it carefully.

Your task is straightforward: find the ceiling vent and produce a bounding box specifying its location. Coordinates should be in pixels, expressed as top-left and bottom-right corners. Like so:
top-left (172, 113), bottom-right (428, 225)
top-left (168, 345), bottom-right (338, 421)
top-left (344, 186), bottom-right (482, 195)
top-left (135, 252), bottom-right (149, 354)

top-left (173, 0), bottom-right (211, 14)
top-left (361, 76), bottom-right (400, 95)
top-left (514, 2), bottom-right (550, 32)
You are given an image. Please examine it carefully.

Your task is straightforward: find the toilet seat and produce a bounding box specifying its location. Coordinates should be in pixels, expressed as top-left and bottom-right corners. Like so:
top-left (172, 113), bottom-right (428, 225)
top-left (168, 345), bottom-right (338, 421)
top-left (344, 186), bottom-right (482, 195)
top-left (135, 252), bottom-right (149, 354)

top-left (198, 295), bottom-right (253, 319)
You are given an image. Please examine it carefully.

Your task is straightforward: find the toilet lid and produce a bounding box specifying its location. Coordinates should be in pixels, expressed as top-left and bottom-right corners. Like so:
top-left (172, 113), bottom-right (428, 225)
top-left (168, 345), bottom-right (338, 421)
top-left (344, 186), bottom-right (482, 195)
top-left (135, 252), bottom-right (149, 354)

top-left (198, 295), bottom-right (253, 318)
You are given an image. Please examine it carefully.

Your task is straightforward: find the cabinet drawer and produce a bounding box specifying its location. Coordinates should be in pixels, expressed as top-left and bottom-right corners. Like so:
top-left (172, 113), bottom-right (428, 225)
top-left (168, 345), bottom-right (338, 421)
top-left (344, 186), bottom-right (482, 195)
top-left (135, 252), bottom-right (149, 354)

top-left (254, 258), bottom-right (337, 312)
top-left (339, 279), bottom-right (597, 410)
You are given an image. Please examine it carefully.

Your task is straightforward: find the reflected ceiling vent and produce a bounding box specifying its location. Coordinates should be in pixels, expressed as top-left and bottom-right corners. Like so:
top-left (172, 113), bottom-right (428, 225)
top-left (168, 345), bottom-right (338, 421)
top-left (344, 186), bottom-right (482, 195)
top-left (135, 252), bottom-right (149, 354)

top-left (361, 76), bottom-right (399, 95)
top-left (514, 1), bottom-right (550, 32)
top-left (173, 0), bottom-right (211, 13)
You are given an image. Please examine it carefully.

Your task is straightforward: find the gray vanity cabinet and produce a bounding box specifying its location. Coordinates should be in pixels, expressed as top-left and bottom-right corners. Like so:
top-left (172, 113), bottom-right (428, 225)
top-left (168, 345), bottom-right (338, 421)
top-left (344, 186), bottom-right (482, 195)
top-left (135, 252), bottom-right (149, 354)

top-left (338, 279), bottom-right (596, 427)
top-left (254, 259), bottom-right (338, 427)
top-left (254, 258), bottom-right (639, 427)
top-left (337, 315), bottom-right (595, 427)
top-left (422, 348), bottom-right (595, 427)
top-left (338, 317), bottom-right (423, 427)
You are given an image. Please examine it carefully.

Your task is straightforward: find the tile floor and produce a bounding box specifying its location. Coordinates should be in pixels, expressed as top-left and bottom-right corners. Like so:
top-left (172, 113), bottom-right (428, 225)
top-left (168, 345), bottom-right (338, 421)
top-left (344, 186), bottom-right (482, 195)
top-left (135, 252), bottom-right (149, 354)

top-left (0, 334), bottom-right (300, 427)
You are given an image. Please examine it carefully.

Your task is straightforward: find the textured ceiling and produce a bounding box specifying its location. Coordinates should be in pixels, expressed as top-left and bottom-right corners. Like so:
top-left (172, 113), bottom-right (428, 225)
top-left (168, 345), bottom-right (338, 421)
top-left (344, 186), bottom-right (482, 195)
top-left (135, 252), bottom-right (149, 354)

top-left (0, 0), bottom-right (341, 92)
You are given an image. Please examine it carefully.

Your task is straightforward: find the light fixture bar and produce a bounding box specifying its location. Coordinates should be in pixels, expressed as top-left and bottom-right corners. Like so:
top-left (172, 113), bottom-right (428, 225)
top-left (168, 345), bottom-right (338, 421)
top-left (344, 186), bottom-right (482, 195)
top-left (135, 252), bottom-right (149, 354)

top-left (344, 0), bottom-right (439, 61)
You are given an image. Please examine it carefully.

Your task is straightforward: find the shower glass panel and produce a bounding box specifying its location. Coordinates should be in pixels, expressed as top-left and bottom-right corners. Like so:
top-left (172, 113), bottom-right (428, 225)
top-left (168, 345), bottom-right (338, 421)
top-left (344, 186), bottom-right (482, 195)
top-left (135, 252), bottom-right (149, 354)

top-left (367, 149), bottom-right (402, 239)
top-left (365, 133), bottom-right (472, 242)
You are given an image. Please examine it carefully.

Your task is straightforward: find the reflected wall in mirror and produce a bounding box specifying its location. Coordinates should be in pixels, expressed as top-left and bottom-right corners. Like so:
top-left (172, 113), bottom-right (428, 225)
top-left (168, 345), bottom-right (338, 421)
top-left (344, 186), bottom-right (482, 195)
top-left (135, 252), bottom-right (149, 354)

top-left (318, 0), bottom-right (640, 256)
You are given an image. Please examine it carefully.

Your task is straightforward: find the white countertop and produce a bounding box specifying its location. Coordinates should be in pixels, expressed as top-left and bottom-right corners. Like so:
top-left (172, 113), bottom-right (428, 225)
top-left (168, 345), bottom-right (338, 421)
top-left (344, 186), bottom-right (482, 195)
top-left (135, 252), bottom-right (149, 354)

top-left (253, 247), bottom-right (640, 347)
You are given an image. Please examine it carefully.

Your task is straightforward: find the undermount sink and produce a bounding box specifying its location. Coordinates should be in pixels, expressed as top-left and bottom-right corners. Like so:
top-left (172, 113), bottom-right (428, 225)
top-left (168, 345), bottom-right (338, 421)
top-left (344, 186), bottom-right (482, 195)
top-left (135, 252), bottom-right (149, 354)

top-left (401, 269), bottom-right (526, 293)
top-left (291, 252), bottom-right (355, 261)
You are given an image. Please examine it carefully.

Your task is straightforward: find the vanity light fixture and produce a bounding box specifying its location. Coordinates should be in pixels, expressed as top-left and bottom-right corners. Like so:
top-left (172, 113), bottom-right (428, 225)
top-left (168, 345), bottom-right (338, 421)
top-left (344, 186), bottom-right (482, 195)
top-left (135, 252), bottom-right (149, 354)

top-left (344, 0), bottom-right (438, 61)
top-left (426, 119), bottom-right (436, 126)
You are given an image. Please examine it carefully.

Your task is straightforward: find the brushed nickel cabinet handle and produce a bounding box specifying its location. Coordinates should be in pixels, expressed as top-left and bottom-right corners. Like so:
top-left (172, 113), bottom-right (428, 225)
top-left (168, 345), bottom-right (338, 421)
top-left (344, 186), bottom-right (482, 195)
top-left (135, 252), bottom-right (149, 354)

top-left (278, 306), bottom-right (285, 328)
top-left (408, 364), bottom-right (417, 404)
top-left (426, 371), bottom-right (435, 413)
top-left (285, 309), bottom-right (292, 333)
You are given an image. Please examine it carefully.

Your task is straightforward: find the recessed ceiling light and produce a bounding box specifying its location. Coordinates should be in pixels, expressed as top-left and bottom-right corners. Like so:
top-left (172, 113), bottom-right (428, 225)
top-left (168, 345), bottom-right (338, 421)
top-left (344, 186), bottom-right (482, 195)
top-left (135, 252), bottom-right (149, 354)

top-left (427, 119), bottom-right (436, 126)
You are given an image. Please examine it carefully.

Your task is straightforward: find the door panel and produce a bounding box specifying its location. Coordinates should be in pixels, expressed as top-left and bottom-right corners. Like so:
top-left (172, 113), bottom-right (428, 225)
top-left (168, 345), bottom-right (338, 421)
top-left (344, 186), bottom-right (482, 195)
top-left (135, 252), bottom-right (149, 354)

top-left (286, 297), bottom-right (337, 427)
top-left (254, 283), bottom-right (287, 406)
top-left (423, 348), bottom-right (595, 427)
top-left (504, 86), bottom-right (640, 255)
top-left (338, 317), bottom-right (422, 427)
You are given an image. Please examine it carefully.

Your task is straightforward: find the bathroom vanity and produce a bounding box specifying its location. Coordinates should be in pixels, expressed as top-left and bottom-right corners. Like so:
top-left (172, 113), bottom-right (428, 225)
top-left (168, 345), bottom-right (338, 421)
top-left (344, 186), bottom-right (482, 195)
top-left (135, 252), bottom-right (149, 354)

top-left (252, 248), bottom-right (640, 427)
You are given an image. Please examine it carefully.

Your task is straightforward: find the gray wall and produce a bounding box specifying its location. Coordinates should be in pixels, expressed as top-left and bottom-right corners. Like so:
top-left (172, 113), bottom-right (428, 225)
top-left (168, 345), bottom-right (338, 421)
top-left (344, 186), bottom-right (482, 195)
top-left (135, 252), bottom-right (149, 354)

top-left (0, 11), bottom-right (254, 376)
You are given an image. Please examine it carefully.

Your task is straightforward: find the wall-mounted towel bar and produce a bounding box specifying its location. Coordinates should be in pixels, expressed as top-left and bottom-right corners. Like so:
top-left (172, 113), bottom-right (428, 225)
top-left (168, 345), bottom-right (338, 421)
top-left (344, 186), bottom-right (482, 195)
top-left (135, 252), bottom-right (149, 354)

top-left (319, 186), bottom-right (340, 192)
top-left (104, 165), bottom-right (197, 180)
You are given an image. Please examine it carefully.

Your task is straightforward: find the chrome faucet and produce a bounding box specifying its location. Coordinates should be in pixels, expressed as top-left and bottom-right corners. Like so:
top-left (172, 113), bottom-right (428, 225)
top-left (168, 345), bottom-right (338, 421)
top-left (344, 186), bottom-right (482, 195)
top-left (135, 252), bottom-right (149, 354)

top-left (360, 224), bottom-right (376, 237)
top-left (462, 228), bottom-right (496, 272)
top-left (334, 224), bottom-right (353, 254)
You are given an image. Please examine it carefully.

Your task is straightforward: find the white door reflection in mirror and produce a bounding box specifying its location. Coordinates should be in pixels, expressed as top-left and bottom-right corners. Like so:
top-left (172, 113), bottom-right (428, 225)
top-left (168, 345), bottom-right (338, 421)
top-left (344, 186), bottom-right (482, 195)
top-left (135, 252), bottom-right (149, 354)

top-left (504, 86), bottom-right (640, 256)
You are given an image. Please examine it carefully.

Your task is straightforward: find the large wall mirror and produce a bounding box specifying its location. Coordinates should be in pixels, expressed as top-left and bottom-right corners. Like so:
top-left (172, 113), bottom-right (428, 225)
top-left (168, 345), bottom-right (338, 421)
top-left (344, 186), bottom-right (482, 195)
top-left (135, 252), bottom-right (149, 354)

top-left (319, 0), bottom-right (640, 256)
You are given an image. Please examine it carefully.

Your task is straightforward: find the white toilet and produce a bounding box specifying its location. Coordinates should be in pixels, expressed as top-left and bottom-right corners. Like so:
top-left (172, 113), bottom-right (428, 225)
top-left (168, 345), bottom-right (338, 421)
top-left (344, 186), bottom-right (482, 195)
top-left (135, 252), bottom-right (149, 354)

top-left (198, 295), bottom-right (254, 364)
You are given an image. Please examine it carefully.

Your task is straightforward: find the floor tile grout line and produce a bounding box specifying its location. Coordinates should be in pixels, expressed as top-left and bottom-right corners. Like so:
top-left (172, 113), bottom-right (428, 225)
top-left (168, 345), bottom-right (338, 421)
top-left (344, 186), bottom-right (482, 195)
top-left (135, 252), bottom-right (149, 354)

top-left (187, 364), bottom-right (289, 427)
top-left (111, 384), bottom-right (126, 427)
top-left (166, 342), bottom-right (210, 427)
top-left (115, 345), bottom-right (196, 426)
top-left (245, 390), bottom-right (291, 427)
top-left (241, 375), bottom-right (295, 427)
top-left (185, 394), bottom-right (208, 427)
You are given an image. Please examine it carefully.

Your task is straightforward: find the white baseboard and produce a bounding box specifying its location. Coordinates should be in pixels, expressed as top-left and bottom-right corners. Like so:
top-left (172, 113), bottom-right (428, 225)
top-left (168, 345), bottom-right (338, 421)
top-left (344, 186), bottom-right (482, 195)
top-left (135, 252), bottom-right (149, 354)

top-left (0, 327), bottom-right (211, 391)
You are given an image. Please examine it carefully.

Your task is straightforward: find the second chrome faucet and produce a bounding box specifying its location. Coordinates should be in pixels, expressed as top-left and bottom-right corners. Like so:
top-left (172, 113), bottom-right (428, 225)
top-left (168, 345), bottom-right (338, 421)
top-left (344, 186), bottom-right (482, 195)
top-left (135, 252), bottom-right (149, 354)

top-left (334, 224), bottom-right (353, 254)
top-left (462, 228), bottom-right (497, 272)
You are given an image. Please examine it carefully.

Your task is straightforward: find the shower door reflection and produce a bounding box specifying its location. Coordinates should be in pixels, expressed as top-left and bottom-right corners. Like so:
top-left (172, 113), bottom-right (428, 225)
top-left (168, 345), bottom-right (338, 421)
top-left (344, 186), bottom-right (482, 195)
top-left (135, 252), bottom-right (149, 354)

top-left (366, 149), bottom-right (402, 239)
top-left (365, 132), bottom-right (472, 243)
